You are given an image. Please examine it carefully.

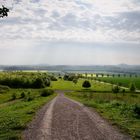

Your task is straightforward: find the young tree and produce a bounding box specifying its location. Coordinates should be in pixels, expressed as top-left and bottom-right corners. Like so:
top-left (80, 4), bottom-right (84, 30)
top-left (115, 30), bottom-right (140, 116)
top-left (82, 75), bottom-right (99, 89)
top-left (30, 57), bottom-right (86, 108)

top-left (32, 78), bottom-right (45, 88)
top-left (129, 83), bottom-right (136, 92)
top-left (73, 78), bottom-right (78, 84)
top-left (85, 73), bottom-right (88, 79)
top-left (96, 74), bottom-right (98, 78)
top-left (91, 74), bottom-right (93, 80)
top-left (101, 74), bottom-right (104, 77)
top-left (82, 80), bottom-right (91, 89)
top-left (112, 85), bottom-right (120, 93)
top-left (118, 74), bottom-right (121, 77)
top-left (112, 74), bottom-right (115, 77)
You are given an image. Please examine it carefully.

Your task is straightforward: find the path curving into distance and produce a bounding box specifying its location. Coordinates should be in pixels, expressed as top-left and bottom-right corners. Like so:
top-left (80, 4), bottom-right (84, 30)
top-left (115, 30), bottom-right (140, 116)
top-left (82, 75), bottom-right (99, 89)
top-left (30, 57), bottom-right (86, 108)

top-left (23, 91), bottom-right (131, 140)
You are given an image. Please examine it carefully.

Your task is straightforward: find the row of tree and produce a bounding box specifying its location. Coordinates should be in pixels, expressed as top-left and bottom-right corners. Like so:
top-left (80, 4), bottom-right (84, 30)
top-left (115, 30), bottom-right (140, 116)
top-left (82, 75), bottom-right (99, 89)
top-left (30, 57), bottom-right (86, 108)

top-left (84, 73), bottom-right (138, 78)
top-left (0, 77), bottom-right (51, 88)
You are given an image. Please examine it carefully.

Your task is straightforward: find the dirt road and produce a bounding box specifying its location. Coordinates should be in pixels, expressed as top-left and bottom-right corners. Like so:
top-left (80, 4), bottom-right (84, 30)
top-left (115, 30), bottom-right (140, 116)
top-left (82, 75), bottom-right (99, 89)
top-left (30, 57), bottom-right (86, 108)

top-left (23, 91), bottom-right (131, 140)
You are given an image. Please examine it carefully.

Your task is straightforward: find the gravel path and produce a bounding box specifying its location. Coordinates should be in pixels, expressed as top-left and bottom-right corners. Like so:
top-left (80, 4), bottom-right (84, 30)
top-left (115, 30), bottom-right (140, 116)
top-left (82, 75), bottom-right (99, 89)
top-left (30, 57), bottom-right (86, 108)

top-left (23, 91), bottom-right (131, 140)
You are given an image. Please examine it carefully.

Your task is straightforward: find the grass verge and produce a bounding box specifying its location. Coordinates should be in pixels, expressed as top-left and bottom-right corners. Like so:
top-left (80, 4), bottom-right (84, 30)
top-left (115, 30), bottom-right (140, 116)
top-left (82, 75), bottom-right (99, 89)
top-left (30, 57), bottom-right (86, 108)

top-left (65, 92), bottom-right (140, 139)
top-left (0, 89), bottom-right (56, 140)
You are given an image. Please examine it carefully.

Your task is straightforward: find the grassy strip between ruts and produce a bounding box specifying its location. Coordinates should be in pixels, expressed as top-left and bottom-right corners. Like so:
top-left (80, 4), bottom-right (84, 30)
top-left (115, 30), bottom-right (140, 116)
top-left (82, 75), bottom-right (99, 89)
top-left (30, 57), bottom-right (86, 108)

top-left (65, 91), bottom-right (140, 139)
top-left (0, 90), bottom-right (56, 140)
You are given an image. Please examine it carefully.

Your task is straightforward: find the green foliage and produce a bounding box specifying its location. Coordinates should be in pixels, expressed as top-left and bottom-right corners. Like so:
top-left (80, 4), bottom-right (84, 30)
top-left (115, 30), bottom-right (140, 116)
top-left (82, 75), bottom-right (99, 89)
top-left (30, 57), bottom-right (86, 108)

top-left (20, 92), bottom-right (25, 99)
top-left (129, 83), bottom-right (136, 92)
top-left (0, 89), bottom-right (56, 140)
top-left (63, 74), bottom-right (77, 81)
top-left (0, 72), bottom-right (51, 89)
top-left (73, 78), bottom-right (78, 84)
top-left (43, 78), bottom-right (51, 87)
top-left (32, 78), bottom-right (45, 88)
top-left (133, 104), bottom-right (140, 116)
top-left (11, 93), bottom-right (16, 100)
top-left (112, 85), bottom-right (120, 93)
top-left (82, 80), bottom-right (91, 88)
top-left (0, 85), bottom-right (9, 93)
top-left (40, 89), bottom-right (54, 97)
top-left (49, 75), bottom-right (57, 81)
top-left (26, 92), bottom-right (34, 101)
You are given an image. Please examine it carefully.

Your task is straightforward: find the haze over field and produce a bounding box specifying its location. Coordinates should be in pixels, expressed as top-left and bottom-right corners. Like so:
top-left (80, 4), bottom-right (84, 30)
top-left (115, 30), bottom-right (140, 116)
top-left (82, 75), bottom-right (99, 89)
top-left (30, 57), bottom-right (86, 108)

top-left (0, 0), bottom-right (140, 65)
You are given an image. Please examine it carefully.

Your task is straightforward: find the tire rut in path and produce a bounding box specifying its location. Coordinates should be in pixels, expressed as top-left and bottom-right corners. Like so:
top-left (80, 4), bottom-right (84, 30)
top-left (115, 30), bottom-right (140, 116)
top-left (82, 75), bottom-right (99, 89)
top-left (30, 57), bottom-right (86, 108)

top-left (23, 92), bottom-right (131, 140)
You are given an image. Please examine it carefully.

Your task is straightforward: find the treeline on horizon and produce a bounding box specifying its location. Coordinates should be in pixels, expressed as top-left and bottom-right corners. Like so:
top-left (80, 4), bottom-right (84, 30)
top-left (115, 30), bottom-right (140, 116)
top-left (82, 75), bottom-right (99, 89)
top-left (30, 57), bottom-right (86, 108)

top-left (0, 64), bottom-right (140, 75)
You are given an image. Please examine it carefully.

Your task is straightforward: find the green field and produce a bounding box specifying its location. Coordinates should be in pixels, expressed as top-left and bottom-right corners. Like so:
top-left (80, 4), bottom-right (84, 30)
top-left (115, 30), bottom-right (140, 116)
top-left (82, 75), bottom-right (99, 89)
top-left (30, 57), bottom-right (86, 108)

top-left (95, 77), bottom-right (140, 90)
top-left (51, 79), bottom-right (113, 91)
top-left (66, 91), bottom-right (140, 139)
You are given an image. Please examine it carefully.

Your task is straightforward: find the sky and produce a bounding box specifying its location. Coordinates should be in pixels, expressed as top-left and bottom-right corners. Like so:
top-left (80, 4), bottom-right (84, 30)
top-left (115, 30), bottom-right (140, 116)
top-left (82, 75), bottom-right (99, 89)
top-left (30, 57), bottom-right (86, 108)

top-left (0, 0), bottom-right (140, 65)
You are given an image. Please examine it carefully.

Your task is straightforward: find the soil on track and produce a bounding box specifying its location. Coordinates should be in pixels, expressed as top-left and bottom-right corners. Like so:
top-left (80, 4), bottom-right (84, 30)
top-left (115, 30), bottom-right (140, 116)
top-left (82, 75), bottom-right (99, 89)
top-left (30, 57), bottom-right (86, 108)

top-left (23, 91), bottom-right (131, 140)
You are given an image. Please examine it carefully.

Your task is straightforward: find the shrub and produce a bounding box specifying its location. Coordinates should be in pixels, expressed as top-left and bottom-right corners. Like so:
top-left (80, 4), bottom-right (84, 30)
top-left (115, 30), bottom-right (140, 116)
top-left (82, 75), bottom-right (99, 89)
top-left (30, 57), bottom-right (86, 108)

top-left (63, 74), bottom-right (77, 81)
top-left (44, 78), bottom-right (51, 87)
top-left (20, 92), bottom-right (25, 98)
top-left (40, 89), bottom-right (54, 97)
top-left (0, 85), bottom-right (10, 93)
top-left (49, 75), bottom-right (57, 81)
top-left (129, 83), bottom-right (136, 92)
top-left (73, 78), bottom-right (78, 84)
top-left (110, 100), bottom-right (121, 107)
top-left (26, 92), bottom-right (33, 101)
top-left (133, 104), bottom-right (140, 116)
top-left (32, 78), bottom-right (45, 88)
top-left (11, 93), bottom-right (16, 100)
top-left (26, 96), bottom-right (33, 101)
top-left (82, 80), bottom-right (91, 88)
top-left (122, 89), bottom-right (125, 93)
top-left (112, 85), bottom-right (120, 93)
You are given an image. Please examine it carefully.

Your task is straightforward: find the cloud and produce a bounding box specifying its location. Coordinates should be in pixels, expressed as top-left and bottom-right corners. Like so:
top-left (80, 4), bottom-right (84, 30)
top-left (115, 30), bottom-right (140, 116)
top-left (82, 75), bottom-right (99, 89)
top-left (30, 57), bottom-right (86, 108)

top-left (0, 0), bottom-right (140, 43)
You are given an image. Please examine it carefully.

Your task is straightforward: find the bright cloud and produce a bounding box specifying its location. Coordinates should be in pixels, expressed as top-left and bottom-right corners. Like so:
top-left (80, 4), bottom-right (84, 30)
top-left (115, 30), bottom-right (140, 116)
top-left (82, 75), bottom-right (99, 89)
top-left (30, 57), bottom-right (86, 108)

top-left (0, 0), bottom-right (139, 42)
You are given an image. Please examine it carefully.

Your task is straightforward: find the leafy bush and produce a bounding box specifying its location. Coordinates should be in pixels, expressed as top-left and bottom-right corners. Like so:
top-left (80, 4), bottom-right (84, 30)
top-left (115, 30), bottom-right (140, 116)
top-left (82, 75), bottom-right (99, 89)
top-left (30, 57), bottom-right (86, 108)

top-left (129, 83), bottom-right (136, 92)
top-left (11, 93), bottom-right (16, 100)
top-left (26, 92), bottom-right (33, 101)
top-left (133, 104), bottom-right (140, 116)
top-left (26, 96), bottom-right (33, 101)
top-left (0, 72), bottom-right (51, 89)
top-left (49, 75), bottom-right (57, 81)
top-left (73, 78), bottom-right (78, 84)
top-left (40, 89), bottom-right (54, 97)
top-left (110, 100), bottom-right (121, 107)
top-left (115, 103), bottom-right (140, 117)
top-left (0, 85), bottom-right (9, 93)
top-left (82, 80), bottom-right (91, 88)
top-left (32, 78), bottom-right (45, 88)
top-left (20, 92), bottom-right (25, 99)
top-left (44, 78), bottom-right (51, 87)
top-left (63, 74), bottom-right (77, 81)
top-left (112, 85), bottom-right (120, 93)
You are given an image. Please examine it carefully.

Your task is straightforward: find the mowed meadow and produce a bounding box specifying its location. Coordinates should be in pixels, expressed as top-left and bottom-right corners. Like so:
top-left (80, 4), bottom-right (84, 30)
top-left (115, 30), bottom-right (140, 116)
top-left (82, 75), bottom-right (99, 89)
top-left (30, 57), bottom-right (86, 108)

top-left (0, 71), bottom-right (140, 139)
